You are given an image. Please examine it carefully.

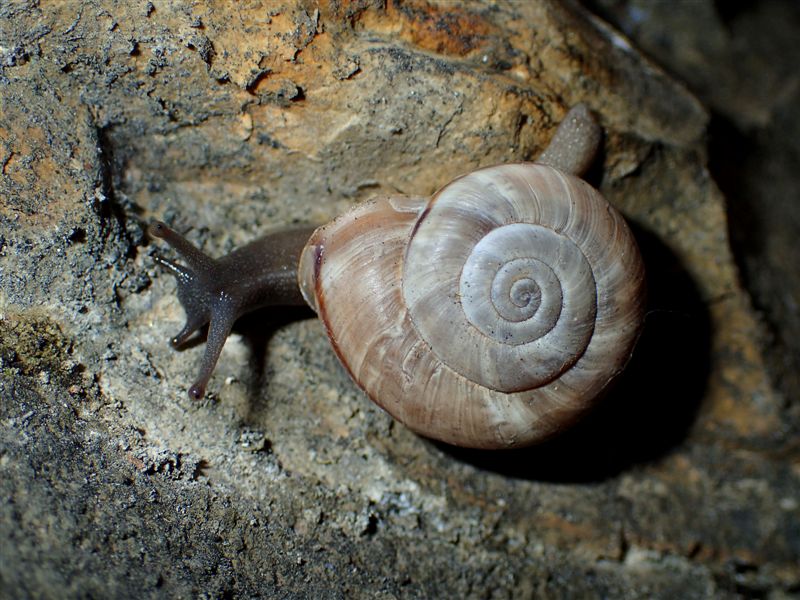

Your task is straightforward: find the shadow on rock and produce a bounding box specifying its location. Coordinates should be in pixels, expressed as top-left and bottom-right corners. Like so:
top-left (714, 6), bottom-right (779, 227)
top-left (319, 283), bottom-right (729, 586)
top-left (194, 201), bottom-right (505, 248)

top-left (234, 304), bottom-right (316, 401)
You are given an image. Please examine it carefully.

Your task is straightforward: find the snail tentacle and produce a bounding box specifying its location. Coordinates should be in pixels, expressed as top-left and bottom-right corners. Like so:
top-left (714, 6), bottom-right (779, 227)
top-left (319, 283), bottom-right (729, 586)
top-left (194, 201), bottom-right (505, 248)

top-left (148, 220), bottom-right (314, 399)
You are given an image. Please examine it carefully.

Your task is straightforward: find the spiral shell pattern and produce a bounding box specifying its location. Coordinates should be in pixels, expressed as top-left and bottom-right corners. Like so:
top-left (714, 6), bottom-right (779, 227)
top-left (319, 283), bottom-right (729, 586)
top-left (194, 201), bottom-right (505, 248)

top-left (404, 165), bottom-right (602, 393)
top-left (299, 163), bottom-right (645, 449)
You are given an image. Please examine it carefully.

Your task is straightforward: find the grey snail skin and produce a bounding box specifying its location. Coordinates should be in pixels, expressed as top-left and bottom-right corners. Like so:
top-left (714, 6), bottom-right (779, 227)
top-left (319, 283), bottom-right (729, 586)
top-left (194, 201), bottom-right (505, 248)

top-left (149, 104), bottom-right (646, 449)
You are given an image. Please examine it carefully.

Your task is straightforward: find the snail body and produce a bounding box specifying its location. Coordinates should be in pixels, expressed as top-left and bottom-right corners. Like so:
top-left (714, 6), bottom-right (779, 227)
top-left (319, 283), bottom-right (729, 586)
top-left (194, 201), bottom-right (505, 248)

top-left (149, 105), bottom-right (646, 449)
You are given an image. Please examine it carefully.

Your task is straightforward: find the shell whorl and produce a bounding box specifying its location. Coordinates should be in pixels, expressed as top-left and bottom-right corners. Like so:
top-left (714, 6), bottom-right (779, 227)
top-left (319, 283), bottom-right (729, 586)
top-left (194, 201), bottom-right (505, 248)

top-left (299, 163), bottom-right (645, 449)
top-left (403, 165), bottom-right (599, 393)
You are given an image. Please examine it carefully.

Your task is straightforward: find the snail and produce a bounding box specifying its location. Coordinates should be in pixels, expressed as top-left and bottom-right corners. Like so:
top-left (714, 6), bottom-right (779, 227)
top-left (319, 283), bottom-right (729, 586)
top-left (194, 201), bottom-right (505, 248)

top-left (148, 104), bottom-right (646, 449)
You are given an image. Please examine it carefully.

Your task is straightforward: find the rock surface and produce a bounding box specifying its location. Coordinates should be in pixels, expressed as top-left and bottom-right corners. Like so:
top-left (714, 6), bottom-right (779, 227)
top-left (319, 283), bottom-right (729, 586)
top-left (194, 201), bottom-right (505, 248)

top-left (1, 0), bottom-right (797, 597)
top-left (589, 0), bottom-right (800, 431)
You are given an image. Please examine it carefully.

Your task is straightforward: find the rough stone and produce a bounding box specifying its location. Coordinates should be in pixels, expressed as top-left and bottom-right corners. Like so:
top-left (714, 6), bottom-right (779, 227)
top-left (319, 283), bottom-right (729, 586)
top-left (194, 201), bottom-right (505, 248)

top-left (1, 1), bottom-right (797, 598)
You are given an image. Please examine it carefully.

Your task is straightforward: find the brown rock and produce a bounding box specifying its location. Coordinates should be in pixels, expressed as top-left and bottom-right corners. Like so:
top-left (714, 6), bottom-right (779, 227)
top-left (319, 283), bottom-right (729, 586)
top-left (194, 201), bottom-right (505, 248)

top-left (0, 0), bottom-right (797, 597)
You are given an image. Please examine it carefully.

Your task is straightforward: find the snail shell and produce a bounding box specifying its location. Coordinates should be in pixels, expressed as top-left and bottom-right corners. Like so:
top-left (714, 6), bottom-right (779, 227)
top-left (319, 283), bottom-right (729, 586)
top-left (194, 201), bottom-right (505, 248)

top-left (298, 164), bottom-right (646, 449)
